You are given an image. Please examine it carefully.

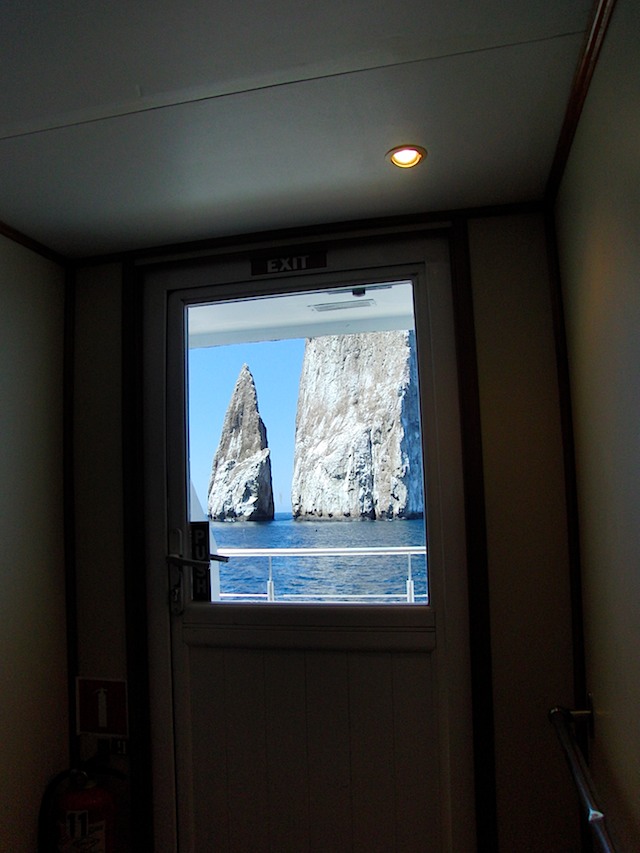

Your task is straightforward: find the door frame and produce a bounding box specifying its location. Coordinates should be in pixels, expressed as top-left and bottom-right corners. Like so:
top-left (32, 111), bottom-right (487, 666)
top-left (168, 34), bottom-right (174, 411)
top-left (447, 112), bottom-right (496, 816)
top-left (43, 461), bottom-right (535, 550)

top-left (124, 222), bottom-right (497, 851)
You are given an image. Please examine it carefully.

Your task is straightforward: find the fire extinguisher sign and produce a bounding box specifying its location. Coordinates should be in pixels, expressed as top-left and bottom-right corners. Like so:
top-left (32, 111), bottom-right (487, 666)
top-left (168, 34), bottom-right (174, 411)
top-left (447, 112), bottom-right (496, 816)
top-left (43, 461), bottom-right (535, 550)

top-left (76, 677), bottom-right (128, 737)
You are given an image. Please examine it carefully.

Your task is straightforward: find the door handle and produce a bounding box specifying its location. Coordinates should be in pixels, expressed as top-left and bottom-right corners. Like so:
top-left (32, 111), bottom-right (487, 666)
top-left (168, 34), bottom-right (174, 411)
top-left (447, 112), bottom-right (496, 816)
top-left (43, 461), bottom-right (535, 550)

top-left (166, 553), bottom-right (229, 566)
top-left (166, 553), bottom-right (230, 615)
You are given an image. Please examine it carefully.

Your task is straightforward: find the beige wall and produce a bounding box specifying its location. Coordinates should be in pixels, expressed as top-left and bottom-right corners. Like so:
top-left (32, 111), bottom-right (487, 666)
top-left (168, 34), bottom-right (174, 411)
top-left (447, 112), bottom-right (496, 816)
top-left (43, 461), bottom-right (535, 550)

top-left (73, 263), bottom-right (131, 847)
top-left (74, 264), bottom-right (126, 682)
top-left (555, 0), bottom-right (640, 847)
top-left (0, 235), bottom-right (67, 851)
top-left (469, 213), bottom-right (578, 851)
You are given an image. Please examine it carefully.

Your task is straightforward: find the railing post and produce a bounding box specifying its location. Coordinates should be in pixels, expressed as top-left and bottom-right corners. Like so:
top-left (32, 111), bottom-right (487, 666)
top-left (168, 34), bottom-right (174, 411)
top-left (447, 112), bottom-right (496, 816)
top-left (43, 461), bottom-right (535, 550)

top-left (267, 555), bottom-right (275, 602)
top-left (406, 553), bottom-right (415, 603)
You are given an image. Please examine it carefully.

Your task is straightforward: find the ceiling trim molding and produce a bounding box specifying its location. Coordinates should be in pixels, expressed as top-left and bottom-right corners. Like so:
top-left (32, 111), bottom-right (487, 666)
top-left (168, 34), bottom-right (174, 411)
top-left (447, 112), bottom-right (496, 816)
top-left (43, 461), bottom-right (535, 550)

top-left (0, 217), bottom-right (67, 265)
top-left (0, 201), bottom-right (546, 270)
top-left (73, 201), bottom-right (544, 268)
top-left (546, 0), bottom-right (618, 202)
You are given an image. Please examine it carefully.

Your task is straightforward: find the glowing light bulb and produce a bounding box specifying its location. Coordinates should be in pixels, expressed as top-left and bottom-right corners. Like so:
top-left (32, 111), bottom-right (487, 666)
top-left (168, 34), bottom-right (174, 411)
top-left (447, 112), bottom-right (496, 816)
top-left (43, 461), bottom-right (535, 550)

top-left (386, 145), bottom-right (427, 168)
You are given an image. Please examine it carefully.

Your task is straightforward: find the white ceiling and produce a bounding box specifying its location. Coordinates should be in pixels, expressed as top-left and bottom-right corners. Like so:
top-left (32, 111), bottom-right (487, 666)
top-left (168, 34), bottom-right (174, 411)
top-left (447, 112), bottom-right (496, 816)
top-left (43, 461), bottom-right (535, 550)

top-left (0, 1), bottom-right (593, 258)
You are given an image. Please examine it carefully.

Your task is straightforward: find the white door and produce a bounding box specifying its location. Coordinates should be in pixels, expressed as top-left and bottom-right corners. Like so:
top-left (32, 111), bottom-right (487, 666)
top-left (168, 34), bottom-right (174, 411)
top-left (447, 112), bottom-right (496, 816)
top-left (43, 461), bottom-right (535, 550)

top-left (143, 234), bottom-right (474, 852)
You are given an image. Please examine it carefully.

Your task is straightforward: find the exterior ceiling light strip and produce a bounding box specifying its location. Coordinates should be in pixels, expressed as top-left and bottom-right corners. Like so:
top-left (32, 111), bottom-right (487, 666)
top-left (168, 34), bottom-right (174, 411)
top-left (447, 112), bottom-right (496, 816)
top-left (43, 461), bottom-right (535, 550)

top-left (310, 299), bottom-right (376, 312)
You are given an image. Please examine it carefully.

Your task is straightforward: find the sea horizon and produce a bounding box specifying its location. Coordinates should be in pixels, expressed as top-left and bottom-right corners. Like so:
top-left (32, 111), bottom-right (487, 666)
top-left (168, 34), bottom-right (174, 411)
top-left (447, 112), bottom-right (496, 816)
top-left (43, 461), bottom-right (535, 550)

top-left (212, 510), bottom-right (425, 523)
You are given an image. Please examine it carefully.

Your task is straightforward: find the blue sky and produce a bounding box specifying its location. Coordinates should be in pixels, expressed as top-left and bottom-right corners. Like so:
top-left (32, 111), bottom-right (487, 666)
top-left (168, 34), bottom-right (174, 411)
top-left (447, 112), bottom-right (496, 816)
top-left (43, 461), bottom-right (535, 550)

top-left (188, 338), bottom-right (306, 514)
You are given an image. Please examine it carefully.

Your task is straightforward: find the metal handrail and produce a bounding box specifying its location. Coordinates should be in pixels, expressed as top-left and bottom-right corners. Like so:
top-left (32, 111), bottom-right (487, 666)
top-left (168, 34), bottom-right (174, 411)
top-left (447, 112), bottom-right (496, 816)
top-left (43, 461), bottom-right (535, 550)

top-left (548, 706), bottom-right (618, 853)
top-left (214, 544), bottom-right (427, 603)
top-left (216, 545), bottom-right (426, 557)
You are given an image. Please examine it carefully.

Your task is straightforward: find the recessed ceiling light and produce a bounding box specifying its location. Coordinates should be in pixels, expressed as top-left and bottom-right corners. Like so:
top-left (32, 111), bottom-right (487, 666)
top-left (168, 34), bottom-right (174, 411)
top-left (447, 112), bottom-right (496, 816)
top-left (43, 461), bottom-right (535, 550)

top-left (386, 145), bottom-right (427, 168)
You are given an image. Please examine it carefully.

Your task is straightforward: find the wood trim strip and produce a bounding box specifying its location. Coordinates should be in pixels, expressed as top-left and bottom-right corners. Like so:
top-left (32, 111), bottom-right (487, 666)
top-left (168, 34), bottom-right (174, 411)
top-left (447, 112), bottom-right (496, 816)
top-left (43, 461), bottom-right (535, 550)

top-left (63, 268), bottom-right (80, 767)
top-left (0, 217), bottom-right (67, 265)
top-left (121, 261), bottom-right (155, 849)
top-left (546, 0), bottom-right (619, 202)
top-left (449, 217), bottom-right (498, 851)
top-left (0, 201), bottom-right (542, 270)
top-left (183, 625), bottom-right (437, 652)
top-left (544, 212), bottom-right (588, 710)
top-left (75, 202), bottom-right (543, 268)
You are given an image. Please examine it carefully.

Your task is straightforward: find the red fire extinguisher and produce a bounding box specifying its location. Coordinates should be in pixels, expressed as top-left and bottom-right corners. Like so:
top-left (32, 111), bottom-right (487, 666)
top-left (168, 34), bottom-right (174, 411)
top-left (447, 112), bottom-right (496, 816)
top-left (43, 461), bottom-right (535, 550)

top-left (39, 766), bottom-right (122, 853)
top-left (55, 770), bottom-right (115, 852)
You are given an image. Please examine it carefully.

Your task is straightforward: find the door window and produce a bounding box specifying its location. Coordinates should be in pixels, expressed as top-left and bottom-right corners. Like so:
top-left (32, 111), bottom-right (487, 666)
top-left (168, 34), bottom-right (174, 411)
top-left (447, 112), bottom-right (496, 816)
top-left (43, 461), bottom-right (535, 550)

top-left (186, 281), bottom-right (428, 604)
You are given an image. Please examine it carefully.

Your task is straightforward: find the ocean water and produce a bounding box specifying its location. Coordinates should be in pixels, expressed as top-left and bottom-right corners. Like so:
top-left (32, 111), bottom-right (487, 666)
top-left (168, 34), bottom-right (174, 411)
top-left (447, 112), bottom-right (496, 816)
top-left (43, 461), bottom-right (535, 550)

top-left (210, 514), bottom-right (428, 603)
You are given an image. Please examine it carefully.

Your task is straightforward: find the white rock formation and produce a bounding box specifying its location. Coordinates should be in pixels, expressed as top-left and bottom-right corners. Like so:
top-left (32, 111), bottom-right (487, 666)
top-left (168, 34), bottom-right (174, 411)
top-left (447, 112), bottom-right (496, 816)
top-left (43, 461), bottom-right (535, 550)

top-left (207, 364), bottom-right (274, 521)
top-left (291, 331), bottom-right (424, 520)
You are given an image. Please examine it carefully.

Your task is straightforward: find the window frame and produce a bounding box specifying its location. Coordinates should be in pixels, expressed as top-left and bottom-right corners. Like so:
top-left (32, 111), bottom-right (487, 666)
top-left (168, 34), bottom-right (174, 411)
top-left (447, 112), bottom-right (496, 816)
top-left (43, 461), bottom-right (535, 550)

top-left (167, 265), bottom-right (435, 630)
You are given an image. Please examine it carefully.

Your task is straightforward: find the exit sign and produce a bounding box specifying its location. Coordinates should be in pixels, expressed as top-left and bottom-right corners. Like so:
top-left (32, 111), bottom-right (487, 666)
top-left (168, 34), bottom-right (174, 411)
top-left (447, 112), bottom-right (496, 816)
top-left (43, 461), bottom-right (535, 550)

top-left (251, 247), bottom-right (327, 276)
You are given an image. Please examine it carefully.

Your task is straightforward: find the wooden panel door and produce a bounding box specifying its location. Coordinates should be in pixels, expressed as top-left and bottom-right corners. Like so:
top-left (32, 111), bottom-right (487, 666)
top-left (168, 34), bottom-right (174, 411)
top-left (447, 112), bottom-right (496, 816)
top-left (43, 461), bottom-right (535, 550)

top-left (143, 233), bottom-right (474, 851)
top-left (188, 645), bottom-right (439, 853)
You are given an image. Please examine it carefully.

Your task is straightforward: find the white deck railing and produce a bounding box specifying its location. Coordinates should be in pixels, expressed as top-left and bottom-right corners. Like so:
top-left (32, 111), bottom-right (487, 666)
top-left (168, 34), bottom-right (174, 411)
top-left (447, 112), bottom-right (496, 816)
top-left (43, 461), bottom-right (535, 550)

top-left (214, 545), bottom-right (428, 603)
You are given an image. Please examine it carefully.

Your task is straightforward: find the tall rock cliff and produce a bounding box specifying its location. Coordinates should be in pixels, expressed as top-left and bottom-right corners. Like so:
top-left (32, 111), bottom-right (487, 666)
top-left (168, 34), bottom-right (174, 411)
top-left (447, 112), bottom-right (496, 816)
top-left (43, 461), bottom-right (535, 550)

top-left (207, 364), bottom-right (274, 521)
top-left (291, 331), bottom-right (423, 520)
